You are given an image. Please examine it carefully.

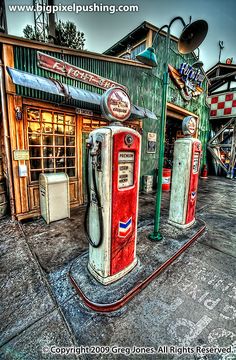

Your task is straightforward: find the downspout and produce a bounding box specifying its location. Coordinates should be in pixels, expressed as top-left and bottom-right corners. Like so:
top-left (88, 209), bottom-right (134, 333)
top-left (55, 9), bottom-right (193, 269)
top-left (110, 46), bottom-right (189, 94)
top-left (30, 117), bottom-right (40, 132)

top-left (0, 59), bottom-right (16, 219)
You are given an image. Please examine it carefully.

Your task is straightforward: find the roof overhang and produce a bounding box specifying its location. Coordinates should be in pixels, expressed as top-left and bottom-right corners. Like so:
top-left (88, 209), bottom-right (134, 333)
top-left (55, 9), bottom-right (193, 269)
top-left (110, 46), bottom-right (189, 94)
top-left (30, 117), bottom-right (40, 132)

top-left (7, 67), bottom-right (157, 120)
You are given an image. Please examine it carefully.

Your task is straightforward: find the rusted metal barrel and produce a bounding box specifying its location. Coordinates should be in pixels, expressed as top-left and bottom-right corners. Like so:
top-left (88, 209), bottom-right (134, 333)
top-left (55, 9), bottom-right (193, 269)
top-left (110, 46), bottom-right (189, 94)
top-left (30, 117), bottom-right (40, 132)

top-left (162, 168), bottom-right (171, 191)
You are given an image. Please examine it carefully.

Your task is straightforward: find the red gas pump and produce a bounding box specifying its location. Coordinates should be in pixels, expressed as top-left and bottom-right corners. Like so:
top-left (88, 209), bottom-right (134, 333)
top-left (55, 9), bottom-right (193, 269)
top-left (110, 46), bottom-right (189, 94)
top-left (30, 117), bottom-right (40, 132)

top-left (85, 88), bottom-right (141, 284)
top-left (169, 116), bottom-right (202, 228)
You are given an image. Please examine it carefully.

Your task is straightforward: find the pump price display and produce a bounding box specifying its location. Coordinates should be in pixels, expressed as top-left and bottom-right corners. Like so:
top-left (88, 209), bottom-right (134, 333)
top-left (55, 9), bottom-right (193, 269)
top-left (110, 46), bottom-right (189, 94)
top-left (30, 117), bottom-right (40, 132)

top-left (193, 153), bottom-right (200, 174)
top-left (118, 151), bottom-right (134, 188)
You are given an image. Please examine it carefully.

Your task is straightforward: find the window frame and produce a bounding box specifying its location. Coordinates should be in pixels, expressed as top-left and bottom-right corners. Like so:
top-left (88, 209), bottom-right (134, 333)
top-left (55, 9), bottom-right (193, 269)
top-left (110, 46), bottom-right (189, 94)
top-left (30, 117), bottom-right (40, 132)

top-left (25, 106), bottom-right (77, 183)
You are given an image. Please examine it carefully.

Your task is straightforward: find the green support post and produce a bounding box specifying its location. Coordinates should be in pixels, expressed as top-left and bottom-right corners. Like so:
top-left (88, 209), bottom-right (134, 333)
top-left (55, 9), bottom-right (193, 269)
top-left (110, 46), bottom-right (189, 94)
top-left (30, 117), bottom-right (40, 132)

top-left (148, 71), bottom-right (169, 241)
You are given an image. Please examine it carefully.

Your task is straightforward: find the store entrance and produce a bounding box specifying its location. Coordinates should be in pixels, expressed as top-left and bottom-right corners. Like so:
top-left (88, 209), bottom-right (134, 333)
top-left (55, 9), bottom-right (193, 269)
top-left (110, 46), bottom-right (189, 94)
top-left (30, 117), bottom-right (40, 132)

top-left (164, 116), bottom-right (183, 169)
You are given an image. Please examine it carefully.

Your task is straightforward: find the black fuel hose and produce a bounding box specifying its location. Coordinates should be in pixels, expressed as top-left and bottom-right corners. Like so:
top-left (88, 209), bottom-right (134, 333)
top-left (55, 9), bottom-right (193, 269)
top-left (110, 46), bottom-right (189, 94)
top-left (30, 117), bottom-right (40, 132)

top-left (84, 147), bottom-right (104, 248)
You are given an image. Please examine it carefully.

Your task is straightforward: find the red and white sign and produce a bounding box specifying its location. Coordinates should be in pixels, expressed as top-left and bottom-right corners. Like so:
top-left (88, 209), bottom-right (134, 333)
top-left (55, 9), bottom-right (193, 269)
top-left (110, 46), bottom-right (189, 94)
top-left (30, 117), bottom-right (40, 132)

top-left (208, 91), bottom-right (236, 118)
top-left (37, 51), bottom-right (126, 91)
top-left (101, 87), bottom-right (131, 122)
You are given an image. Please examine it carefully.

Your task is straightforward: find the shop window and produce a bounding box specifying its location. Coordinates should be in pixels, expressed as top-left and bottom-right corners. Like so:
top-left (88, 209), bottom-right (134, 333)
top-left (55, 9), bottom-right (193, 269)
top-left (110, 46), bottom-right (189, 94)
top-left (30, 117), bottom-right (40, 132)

top-left (82, 117), bottom-right (142, 134)
top-left (27, 108), bottom-right (76, 182)
top-left (82, 118), bottom-right (107, 132)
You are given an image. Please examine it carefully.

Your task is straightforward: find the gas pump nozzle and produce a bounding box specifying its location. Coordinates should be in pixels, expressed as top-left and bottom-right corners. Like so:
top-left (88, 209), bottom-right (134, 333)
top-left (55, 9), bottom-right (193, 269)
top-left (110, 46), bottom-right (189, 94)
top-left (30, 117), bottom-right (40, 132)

top-left (86, 135), bottom-right (103, 154)
top-left (84, 134), bottom-right (104, 248)
top-left (87, 135), bottom-right (103, 171)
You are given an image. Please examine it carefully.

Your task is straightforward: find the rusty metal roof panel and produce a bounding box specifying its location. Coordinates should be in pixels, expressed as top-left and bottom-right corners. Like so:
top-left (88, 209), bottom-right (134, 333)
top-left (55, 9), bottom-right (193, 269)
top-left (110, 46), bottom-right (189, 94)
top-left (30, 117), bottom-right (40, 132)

top-left (7, 67), bottom-right (101, 105)
top-left (7, 67), bottom-right (157, 119)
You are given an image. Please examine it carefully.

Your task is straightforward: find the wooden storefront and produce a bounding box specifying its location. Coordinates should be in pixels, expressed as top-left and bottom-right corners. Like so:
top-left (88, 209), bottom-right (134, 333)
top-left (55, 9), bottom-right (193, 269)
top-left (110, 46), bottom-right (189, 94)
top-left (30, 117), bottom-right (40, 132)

top-left (0, 37), bottom-right (146, 220)
top-left (0, 29), bottom-right (210, 220)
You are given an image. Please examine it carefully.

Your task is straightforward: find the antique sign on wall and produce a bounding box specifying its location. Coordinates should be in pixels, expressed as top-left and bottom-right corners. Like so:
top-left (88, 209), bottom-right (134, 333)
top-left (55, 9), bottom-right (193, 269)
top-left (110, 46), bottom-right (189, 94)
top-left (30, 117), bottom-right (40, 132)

top-left (207, 91), bottom-right (236, 119)
top-left (14, 150), bottom-right (30, 161)
top-left (75, 108), bottom-right (93, 116)
top-left (37, 52), bottom-right (127, 91)
top-left (147, 132), bottom-right (157, 153)
top-left (168, 63), bottom-right (204, 101)
top-left (100, 87), bottom-right (131, 122)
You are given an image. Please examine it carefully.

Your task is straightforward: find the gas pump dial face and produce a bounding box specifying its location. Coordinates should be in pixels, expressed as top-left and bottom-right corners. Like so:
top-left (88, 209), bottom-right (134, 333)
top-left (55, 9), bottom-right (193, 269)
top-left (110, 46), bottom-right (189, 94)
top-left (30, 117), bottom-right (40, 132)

top-left (182, 116), bottom-right (197, 136)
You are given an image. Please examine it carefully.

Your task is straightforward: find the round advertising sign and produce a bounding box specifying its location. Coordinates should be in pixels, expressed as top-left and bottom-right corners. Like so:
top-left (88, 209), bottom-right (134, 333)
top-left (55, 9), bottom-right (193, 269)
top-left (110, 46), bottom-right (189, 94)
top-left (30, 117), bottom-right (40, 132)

top-left (182, 116), bottom-right (197, 136)
top-left (100, 87), bottom-right (131, 122)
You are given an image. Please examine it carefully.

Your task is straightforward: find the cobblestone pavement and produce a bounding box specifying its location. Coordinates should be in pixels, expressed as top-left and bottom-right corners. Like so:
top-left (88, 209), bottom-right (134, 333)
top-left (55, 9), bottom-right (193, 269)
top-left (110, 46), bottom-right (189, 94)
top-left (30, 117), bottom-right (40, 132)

top-left (0, 176), bottom-right (235, 360)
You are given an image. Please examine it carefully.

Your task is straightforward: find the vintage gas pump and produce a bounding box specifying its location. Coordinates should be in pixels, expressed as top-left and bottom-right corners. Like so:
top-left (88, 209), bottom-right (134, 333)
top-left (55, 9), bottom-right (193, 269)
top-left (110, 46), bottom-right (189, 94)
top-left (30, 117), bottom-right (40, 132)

top-left (85, 88), bottom-right (141, 285)
top-left (169, 116), bottom-right (202, 228)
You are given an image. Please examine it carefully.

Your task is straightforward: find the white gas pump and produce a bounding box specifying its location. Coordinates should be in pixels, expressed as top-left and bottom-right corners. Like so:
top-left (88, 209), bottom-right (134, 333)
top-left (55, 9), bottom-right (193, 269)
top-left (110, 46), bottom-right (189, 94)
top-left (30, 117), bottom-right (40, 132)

top-left (169, 116), bottom-right (202, 228)
top-left (85, 88), bottom-right (141, 285)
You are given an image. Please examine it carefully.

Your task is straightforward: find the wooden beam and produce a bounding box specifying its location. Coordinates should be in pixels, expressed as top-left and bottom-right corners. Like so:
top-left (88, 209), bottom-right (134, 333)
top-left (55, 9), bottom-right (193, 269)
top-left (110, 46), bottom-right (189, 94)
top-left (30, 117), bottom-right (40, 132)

top-left (2, 44), bottom-right (15, 93)
top-left (15, 95), bottom-right (29, 213)
top-left (7, 94), bottom-right (22, 214)
top-left (146, 30), bottom-right (153, 47)
top-left (77, 115), bottom-right (83, 204)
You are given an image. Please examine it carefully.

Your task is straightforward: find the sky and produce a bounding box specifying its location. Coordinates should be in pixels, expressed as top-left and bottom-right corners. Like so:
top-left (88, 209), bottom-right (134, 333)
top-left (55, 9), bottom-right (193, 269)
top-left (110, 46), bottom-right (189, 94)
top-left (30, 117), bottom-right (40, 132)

top-left (5, 0), bottom-right (236, 71)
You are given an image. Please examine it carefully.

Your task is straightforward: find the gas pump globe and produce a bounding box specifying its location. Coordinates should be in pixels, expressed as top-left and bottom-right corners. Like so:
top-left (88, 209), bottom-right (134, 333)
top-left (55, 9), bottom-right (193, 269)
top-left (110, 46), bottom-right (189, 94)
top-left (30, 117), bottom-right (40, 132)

top-left (168, 116), bottom-right (202, 228)
top-left (85, 88), bottom-right (141, 285)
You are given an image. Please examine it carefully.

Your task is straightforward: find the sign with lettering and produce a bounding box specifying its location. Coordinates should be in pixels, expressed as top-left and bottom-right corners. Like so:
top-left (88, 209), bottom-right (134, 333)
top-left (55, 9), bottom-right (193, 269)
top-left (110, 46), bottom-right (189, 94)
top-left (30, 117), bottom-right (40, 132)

top-left (147, 132), bottom-right (157, 153)
top-left (14, 150), bottom-right (29, 161)
top-left (37, 52), bottom-right (127, 91)
top-left (75, 108), bottom-right (93, 116)
top-left (101, 87), bottom-right (131, 122)
top-left (168, 64), bottom-right (204, 101)
top-left (118, 152), bottom-right (134, 162)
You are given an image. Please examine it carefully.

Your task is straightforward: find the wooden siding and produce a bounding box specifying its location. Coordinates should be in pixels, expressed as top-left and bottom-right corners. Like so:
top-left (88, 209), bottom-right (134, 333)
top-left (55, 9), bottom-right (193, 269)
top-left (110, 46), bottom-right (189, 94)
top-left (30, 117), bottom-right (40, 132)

top-left (8, 39), bottom-right (209, 179)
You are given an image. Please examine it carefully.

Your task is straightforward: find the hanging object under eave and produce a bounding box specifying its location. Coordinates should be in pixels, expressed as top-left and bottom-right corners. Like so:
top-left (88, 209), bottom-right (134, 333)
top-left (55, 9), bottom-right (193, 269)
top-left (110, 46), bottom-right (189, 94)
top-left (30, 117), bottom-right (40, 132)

top-left (136, 47), bottom-right (158, 67)
top-left (178, 20), bottom-right (208, 54)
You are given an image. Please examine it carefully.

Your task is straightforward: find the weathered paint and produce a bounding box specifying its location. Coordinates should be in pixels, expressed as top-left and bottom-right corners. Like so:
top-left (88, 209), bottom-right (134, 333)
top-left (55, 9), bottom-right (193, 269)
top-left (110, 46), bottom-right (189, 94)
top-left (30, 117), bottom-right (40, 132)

top-left (110, 129), bottom-right (140, 276)
top-left (13, 38), bottom-right (209, 179)
top-left (169, 138), bottom-right (202, 227)
top-left (87, 126), bottom-right (140, 284)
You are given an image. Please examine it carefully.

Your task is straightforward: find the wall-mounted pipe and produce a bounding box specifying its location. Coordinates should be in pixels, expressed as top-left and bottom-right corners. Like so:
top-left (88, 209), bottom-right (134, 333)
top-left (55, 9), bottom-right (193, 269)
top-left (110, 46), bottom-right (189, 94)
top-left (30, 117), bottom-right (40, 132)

top-left (0, 59), bottom-right (15, 219)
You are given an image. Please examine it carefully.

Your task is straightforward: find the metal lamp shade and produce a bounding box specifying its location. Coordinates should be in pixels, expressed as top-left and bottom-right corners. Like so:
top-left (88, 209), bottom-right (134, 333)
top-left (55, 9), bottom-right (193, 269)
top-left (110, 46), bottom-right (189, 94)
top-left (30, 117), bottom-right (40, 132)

top-left (178, 20), bottom-right (208, 54)
top-left (136, 47), bottom-right (158, 67)
top-left (192, 60), bottom-right (204, 68)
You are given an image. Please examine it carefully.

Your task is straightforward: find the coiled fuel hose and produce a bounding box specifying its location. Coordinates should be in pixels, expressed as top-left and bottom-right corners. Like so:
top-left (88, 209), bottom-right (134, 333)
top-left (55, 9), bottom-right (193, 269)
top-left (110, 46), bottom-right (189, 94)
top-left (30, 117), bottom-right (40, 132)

top-left (84, 145), bottom-right (104, 248)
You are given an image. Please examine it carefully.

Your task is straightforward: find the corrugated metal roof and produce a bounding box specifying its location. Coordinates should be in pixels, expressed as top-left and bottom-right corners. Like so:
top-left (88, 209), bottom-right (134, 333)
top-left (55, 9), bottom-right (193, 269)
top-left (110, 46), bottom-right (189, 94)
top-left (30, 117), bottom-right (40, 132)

top-left (7, 67), bottom-right (157, 120)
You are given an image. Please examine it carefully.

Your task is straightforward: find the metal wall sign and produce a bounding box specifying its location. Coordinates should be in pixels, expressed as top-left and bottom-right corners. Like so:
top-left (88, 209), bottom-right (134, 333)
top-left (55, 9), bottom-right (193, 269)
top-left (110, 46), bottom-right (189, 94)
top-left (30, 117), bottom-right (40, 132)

top-left (75, 108), bottom-right (93, 116)
top-left (168, 64), bottom-right (204, 101)
top-left (100, 87), bottom-right (131, 122)
top-left (207, 91), bottom-right (236, 119)
top-left (37, 52), bottom-right (127, 91)
top-left (14, 150), bottom-right (29, 161)
top-left (179, 63), bottom-right (204, 86)
top-left (147, 132), bottom-right (157, 153)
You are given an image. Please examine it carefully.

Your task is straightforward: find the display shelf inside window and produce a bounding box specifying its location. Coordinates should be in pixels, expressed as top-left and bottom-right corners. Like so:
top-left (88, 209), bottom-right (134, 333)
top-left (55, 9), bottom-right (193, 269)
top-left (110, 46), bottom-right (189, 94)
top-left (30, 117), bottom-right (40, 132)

top-left (27, 108), bottom-right (76, 182)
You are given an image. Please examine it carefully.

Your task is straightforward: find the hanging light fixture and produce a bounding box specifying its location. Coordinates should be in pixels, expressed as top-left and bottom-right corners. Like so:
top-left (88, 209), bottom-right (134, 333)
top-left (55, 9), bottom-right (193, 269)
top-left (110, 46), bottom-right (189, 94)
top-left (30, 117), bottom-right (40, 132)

top-left (178, 20), bottom-right (208, 54)
top-left (135, 17), bottom-right (208, 242)
top-left (136, 47), bottom-right (158, 67)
